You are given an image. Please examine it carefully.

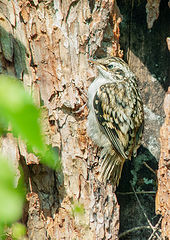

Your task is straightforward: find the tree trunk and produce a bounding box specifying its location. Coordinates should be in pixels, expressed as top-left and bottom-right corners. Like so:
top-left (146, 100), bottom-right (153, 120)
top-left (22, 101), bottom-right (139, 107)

top-left (0, 0), bottom-right (169, 239)
top-left (0, 0), bottom-right (121, 239)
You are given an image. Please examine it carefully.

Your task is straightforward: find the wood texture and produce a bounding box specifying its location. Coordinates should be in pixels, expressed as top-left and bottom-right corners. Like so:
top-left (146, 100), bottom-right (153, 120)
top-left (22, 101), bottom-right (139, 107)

top-left (0, 0), bottom-right (169, 239)
top-left (0, 0), bottom-right (121, 239)
top-left (156, 87), bottom-right (170, 240)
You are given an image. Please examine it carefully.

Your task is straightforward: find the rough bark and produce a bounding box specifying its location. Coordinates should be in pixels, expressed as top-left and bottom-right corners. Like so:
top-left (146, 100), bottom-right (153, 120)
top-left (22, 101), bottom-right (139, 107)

top-left (0, 0), bottom-right (169, 239)
top-left (156, 87), bottom-right (170, 240)
top-left (0, 0), bottom-right (122, 239)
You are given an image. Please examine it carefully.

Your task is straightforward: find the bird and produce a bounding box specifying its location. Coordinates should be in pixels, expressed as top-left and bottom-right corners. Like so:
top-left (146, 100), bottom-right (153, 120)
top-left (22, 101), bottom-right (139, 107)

top-left (87, 57), bottom-right (144, 186)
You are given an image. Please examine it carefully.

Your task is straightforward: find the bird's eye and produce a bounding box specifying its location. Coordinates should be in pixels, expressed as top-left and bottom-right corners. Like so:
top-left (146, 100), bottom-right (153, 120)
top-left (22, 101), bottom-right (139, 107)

top-left (107, 64), bottom-right (114, 69)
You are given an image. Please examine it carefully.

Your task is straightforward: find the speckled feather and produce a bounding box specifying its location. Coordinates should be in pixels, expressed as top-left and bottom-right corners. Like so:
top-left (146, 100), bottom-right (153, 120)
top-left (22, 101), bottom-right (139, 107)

top-left (93, 81), bottom-right (144, 160)
top-left (87, 57), bottom-right (144, 186)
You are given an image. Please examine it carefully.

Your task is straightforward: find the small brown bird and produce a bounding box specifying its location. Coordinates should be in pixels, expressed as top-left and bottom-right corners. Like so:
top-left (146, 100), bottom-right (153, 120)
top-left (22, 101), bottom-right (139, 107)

top-left (87, 57), bottom-right (144, 186)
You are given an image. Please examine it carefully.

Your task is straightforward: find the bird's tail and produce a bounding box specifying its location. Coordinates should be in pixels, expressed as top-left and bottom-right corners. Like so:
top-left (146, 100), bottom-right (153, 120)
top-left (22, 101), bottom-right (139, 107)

top-left (99, 148), bottom-right (125, 186)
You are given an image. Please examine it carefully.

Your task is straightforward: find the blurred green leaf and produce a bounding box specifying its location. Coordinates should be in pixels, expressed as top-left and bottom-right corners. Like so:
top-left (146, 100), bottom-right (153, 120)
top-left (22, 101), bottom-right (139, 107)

top-left (0, 157), bottom-right (24, 223)
top-left (39, 145), bottom-right (61, 170)
top-left (0, 75), bottom-right (44, 151)
top-left (0, 116), bottom-right (8, 136)
top-left (71, 201), bottom-right (85, 217)
top-left (0, 75), bottom-right (61, 236)
top-left (12, 223), bottom-right (26, 240)
top-left (143, 177), bottom-right (153, 185)
top-left (0, 75), bottom-right (60, 169)
top-left (0, 222), bottom-right (5, 239)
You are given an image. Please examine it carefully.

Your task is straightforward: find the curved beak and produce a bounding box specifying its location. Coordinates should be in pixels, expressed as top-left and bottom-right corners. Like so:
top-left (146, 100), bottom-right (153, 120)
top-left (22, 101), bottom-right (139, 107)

top-left (88, 59), bottom-right (98, 65)
top-left (88, 59), bottom-right (107, 71)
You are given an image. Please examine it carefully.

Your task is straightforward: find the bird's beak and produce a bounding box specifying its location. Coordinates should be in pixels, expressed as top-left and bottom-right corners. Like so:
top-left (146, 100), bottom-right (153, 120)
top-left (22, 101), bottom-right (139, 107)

top-left (88, 59), bottom-right (107, 70)
top-left (88, 59), bottom-right (98, 64)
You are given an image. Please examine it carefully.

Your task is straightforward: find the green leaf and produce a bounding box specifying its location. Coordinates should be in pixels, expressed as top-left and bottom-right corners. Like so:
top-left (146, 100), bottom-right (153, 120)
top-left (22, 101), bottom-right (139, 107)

top-left (0, 115), bottom-right (8, 136)
top-left (0, 157), bottom-right (24, 223)
top-left (39, 146), bottom-right (62, 170)
top-left (12, 223), bottom-right (26, 239)
top-left (71, 201), bottom-right (85, 217)
top-left (0, 75), bottom-right (61, 170)
top-left (143, 177), bottom-right (153, 185)
top-left (0, 75), bottom-right (44, 151)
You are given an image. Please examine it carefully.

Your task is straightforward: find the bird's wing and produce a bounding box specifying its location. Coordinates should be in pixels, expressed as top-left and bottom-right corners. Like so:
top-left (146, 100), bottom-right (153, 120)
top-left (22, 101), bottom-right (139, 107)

top-left (93, 82), bottom-right (144, 159)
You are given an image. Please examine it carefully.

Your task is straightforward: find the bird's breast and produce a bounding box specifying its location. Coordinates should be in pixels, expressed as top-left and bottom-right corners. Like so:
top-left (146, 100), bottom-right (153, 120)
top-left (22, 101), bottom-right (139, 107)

top-left (88, 76), bottom-right (112, 110)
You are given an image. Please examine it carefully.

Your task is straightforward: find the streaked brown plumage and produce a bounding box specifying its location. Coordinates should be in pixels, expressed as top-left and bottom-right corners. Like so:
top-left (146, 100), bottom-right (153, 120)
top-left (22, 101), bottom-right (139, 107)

top-left (87, 57), bottom-right (144, 186)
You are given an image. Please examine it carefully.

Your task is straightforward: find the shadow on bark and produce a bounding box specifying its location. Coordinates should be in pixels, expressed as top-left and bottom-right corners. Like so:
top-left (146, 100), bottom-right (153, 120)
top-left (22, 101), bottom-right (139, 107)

top-left (20, 152), bottom-right (64, 225)
top-left (0, 26), bottom-right (28, 78)
top-left (114, 2), bottom-right (169, 238)
top-left (118, 0), bottom-right (170, 91)
top-left (117, 145), bottom-right (160, 240)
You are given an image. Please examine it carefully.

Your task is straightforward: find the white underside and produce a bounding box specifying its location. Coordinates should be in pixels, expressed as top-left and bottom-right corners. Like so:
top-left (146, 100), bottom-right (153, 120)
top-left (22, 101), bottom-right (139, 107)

top-left (87, 75), bottom-right (111, 149)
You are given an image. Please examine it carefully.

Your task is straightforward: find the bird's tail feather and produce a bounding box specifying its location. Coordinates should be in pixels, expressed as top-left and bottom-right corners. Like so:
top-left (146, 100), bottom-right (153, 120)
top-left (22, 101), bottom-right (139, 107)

top-left (99, 150), bottom-right (125, 186)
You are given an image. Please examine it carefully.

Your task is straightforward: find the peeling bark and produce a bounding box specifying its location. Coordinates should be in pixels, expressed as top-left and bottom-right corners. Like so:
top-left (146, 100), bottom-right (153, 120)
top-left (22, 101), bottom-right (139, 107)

top-left (1, 0), bottom-right (169, 239)
top-left (146, 0), bottom-right (160, 29)
top-left (0, 0), bottom-right (121, 239)
top-left (156, 87), bottom-right (170, 240)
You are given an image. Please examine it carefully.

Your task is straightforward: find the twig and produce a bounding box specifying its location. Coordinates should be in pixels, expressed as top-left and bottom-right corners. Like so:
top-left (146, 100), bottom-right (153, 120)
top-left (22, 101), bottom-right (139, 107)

top-left (143, 162), bottom-right (157, 176)
top-left (29, 177), bottom-right (33, 193)
top-left (119, 226), bottom-right (150, 238)
top-left (148, 216), bottom-right (162, 240)
top-left (73, 103), bottom-right (87, 113)
top-left (117, 191), bottom-right (156, 195)
top-left (131, 184), bottom-right (161, 240)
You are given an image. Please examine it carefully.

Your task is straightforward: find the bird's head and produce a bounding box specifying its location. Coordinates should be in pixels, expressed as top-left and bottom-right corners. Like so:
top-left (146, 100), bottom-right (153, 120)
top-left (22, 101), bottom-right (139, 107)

top-left (88, 57), bottom-right (131, 82)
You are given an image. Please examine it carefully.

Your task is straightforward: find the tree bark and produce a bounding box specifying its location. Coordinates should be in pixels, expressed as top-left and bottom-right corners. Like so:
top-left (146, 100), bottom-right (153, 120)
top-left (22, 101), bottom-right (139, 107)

top-left (0, 0), bottom-right (122, 239)
top-left (156, 87), bottom-right (170, 240)
top-left (0, 0), bottom-right (169, 239)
